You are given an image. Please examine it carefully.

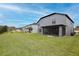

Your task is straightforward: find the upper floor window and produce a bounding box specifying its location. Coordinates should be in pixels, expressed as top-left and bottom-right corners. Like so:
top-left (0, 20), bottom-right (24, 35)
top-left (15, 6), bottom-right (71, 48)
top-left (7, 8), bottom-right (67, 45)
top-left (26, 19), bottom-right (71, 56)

top-left (52, 20), bottom-right (56, 24)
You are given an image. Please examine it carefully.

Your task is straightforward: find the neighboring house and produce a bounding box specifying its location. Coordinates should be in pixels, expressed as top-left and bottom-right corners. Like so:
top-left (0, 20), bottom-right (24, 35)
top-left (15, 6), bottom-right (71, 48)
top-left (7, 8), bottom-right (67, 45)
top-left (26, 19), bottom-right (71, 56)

top-left (15, 28), bottom-right (22, 32)
top-left (74, 30), bottom-right (79, 33)
top-left (74, 26), bottom-right (79, 33)
top-left (8, 27), bottom-right (22, 32)
top-left (22, 23), bottom-right (38, 33)
top-left (22, 13), bottom-right (74, 36)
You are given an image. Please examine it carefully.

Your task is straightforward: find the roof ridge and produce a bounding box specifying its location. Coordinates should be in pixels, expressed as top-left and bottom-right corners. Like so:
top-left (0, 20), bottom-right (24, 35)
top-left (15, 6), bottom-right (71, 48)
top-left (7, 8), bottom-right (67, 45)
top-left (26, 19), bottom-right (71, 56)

top-left (37, 13), bottom-right (74, 23)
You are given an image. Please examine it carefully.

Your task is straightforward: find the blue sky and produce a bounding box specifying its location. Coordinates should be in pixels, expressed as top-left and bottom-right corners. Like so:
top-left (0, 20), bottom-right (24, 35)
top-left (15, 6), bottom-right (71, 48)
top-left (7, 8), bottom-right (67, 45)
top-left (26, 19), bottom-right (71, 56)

top-left (0, 3), bottom-right (79, 28)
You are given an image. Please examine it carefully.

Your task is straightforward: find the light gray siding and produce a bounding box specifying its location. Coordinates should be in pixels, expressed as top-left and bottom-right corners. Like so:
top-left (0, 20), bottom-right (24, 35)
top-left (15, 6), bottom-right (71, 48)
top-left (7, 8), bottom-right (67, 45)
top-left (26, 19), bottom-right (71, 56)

top-left (37, 14), bottom-right (67, 34)
top-left (38, 14), bottom-right (66, 27)
top-left (37, 13), bottom-right (74, 36)
top-left (22, 24), bottom-right (38, 33)
top-left (31, 25), bottom-right (38, 33)
top-left (22, 13), bottom-right (74, 36)
top-left (65, 17), bottom-right (74, 35)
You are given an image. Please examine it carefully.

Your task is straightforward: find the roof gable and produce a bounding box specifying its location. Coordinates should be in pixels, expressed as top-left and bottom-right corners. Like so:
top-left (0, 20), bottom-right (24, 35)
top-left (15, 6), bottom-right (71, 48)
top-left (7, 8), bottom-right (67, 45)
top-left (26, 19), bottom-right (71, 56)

top-left (37, 13), bottom-right (74, 23)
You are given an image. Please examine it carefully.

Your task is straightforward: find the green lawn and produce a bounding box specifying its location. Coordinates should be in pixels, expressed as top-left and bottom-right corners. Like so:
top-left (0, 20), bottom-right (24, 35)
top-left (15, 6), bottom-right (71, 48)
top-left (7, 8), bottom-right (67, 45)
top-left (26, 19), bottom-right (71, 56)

top-left (0, 32), bottom-right (79, 56)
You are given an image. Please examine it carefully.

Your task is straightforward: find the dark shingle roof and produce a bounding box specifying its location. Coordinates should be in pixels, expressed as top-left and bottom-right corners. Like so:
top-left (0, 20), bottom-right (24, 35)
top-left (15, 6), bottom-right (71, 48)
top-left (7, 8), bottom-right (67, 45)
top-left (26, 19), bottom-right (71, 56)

top-left (23, 23), bottom-right (37, 28)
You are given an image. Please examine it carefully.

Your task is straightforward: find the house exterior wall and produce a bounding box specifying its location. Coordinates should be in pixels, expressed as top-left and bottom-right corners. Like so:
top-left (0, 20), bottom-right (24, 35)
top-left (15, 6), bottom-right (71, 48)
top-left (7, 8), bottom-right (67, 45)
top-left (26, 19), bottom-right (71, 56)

top-left (22, 27), bottom-right (29, 32)
top-left (31, 25), bottom-right (38, 33)
top-left (65, 17), bottom-right (74, 35)
top-left (37, 14), bottom-right (67, 27)
top-left (37, 14), bottom-right (74, 36)
top-left (22, 13), bottom-right (74, 36)
top-left (37, 14), bottom-right (67, 34)
top-left (22, 24), bottom-right (38, 33)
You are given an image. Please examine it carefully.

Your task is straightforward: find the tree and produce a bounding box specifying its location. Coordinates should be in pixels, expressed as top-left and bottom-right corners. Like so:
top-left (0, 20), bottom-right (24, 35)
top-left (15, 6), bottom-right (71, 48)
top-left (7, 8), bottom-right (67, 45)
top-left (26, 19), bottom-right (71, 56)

top-left (0, 25), bottom-right (8, 34)
top-left (0, 26), bottom-right (3, 33)
top-left (2, 26), bottom-right (8, 32)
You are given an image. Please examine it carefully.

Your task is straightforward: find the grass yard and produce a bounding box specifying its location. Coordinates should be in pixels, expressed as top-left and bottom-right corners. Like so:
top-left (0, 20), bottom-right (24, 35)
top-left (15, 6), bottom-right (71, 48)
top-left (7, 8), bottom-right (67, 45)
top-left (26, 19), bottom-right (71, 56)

top-left (0, 32), bottom-right (79, 56)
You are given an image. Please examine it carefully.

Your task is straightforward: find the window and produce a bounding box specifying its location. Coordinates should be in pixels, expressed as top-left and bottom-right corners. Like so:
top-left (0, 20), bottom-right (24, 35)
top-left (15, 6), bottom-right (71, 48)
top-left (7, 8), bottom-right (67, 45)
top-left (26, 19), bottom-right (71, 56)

top-left (52, 20), bottom-right (56, 24)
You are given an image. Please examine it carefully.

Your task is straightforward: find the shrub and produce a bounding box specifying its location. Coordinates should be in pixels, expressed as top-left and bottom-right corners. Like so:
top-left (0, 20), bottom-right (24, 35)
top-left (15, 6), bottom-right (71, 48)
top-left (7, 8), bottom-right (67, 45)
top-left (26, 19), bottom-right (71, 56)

top-left (0, 25), bottom-right (8, 34)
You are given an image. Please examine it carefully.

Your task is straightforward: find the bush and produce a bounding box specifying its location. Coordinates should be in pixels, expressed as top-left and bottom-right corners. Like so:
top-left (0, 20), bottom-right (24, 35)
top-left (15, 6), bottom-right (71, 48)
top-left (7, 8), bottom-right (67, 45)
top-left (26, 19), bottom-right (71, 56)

top-left (71, 32), bottom-right (75, 36)
top-left (0, 25), bottom-right (8, 34)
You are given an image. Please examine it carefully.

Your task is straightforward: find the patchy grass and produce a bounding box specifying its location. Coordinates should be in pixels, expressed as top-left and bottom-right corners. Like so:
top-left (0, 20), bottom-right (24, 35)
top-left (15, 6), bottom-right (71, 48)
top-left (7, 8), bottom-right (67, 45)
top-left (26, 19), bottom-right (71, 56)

top-left (0, 32), bottom-right (79, 56)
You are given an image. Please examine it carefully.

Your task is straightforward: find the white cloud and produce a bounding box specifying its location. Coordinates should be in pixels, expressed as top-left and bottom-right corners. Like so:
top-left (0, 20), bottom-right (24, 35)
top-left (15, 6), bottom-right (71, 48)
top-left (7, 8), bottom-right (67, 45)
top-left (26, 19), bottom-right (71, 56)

top-left (23, 7), bottom-right (53, 16)
top-left (0, 4), bottom-right (53, 16)
top-left (0, 4), bottom-right (24, 12)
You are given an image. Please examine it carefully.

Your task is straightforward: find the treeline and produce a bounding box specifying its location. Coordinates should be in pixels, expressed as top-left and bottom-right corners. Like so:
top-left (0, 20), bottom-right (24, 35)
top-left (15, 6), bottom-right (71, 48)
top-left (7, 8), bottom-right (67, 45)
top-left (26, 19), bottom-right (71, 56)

top-left (0, 25), bottom-right (8, 34)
